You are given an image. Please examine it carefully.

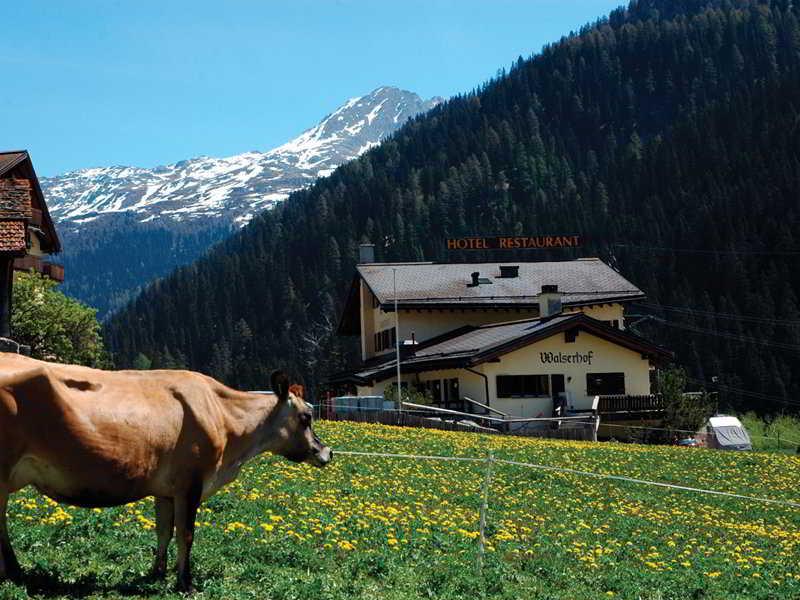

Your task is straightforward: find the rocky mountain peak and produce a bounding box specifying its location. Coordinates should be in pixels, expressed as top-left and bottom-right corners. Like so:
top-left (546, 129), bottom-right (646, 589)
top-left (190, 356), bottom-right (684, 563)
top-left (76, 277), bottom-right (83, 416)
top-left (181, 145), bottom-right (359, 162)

top-left (41, 87), bottom-right (442, 229)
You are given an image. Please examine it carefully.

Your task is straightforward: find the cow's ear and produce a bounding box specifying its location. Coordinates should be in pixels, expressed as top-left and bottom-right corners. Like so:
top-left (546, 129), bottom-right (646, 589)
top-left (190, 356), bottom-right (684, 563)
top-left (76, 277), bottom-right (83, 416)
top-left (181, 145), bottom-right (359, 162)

top-left (271, 370), bottom-right (290, 402)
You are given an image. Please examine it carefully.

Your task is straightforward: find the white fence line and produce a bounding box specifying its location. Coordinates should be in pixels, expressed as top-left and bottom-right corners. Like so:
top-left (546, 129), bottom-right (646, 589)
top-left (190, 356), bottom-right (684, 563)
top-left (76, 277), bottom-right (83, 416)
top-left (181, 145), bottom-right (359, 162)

top-left (334, 449), bottom-right (800, 509)
top-left (400, 401), bottom-right (594, 423)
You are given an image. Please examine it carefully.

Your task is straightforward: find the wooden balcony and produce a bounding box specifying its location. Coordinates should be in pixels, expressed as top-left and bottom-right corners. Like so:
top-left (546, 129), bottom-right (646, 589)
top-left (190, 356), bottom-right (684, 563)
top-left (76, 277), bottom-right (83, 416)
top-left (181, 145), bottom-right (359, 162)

top-left (596, 394), bottom-right (665, 421)
top-left (13, 255), bottom-right (64, 282)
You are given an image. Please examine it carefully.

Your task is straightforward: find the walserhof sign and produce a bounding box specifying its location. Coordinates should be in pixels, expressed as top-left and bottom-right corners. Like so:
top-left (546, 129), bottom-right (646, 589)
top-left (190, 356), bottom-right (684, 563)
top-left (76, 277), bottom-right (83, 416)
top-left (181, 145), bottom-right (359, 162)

top-left (446, 235), bottom-right (583, 250)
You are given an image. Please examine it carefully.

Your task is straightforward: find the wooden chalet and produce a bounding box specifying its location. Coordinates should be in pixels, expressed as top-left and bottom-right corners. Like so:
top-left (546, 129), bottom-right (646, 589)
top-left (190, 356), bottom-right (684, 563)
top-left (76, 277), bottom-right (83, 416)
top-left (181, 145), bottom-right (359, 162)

top-left (0, 150), bottom-right (62, 341)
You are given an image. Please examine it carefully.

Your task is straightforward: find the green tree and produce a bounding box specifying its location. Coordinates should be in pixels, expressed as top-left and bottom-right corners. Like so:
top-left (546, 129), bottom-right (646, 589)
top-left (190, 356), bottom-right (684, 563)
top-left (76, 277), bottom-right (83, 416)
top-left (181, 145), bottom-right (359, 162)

top-left (657, 367), bottom-right (715, 435)
top-left (132, 352), bottom-right (152, 370)
top-left (11, 271), bottom-right (109, 367)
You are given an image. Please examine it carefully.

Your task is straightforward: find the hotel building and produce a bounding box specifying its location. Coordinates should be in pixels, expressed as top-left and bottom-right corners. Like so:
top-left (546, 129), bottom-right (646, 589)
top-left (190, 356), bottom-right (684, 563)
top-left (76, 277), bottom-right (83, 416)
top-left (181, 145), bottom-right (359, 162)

top-left (333, 246), bottom-right (671, 418)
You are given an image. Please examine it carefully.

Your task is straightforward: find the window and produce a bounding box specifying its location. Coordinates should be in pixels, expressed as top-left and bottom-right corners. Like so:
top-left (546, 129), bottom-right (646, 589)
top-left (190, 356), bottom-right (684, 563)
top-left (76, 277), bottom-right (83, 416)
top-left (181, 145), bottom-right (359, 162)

top-left (443, 378), bottom-right (460, 409)
top-left (496, 375), bottom-right (550, 398)
top-left (374, 327), bottom-right (396, 352)
top-left (586, 372), bottom-right (626, 396)
top-left (604, 319), bottom-right (620, 329)
top-left (430, 379), bottom-right (442, 404)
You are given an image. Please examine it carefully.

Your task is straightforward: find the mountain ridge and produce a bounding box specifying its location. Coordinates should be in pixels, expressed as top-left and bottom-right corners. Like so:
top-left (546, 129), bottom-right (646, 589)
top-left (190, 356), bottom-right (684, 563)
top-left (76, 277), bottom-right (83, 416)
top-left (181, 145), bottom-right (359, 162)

top-left (43, 86), bottom-right (442, 228)
top-left (44, 86), bottom-right (441, 318)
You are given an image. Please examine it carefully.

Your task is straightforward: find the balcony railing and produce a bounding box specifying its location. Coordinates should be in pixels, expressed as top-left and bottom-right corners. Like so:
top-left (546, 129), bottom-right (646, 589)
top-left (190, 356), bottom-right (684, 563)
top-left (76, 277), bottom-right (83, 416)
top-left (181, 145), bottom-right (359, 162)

top-left (597, 394), bottom-right (666, 414)
top-left (13, 255), bottom-right (65, 282)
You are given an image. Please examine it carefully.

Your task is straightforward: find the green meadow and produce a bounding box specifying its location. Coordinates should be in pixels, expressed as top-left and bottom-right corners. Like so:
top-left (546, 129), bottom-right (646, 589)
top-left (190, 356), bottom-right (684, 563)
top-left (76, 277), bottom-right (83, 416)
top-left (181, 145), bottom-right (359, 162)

top-left (1, 421), bottom-right (798, 600)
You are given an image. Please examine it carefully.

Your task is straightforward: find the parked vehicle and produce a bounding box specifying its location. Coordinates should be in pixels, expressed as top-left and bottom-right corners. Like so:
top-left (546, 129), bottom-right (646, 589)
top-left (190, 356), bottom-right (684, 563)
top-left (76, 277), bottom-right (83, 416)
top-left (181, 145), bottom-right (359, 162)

top-left (698, 415), bottom-right (752, 451)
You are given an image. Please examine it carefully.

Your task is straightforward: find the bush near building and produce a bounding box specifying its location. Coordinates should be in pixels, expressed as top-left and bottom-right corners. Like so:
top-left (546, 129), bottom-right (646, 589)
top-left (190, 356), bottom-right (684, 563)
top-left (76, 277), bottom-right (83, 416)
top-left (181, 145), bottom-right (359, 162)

top-left (10, 270), bottom-right (109, 368)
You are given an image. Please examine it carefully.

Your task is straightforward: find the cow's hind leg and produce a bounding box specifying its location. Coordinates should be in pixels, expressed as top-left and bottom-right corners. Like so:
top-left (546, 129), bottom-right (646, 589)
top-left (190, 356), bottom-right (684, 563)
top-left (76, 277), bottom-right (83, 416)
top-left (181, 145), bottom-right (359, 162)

top-left (0, 487), bottom-right (22, 583)
top-left (174, 480), bottom-right (202, 592)
top-left (151, 497), bottom-right (174, 579)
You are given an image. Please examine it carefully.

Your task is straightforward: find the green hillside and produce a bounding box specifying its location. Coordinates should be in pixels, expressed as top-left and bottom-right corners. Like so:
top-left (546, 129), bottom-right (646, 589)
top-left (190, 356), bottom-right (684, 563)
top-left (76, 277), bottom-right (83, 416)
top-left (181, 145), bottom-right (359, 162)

top-left (105, 0), bottom-right (800, 412)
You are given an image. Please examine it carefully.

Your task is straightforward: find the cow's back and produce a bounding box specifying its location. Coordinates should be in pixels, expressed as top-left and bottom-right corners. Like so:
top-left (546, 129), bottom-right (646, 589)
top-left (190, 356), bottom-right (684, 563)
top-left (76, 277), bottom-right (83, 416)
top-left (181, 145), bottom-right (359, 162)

top-left (0, 353), bottom-right (229, 503)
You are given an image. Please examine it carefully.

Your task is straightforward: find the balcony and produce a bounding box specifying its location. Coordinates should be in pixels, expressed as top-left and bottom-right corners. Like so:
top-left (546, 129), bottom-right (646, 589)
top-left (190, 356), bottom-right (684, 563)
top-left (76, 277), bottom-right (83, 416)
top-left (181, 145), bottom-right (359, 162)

top-left (596, 394), bottom-right (666, 421)
top-left (13, 255), bottom-right (64, 282)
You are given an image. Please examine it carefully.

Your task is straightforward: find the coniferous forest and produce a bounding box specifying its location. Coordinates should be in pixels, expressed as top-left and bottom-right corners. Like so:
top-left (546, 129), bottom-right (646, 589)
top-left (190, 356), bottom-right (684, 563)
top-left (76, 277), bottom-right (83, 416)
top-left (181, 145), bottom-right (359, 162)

top-left (58, 216), bottom-right (232, 319)
top-left (104, 0), bottom-right (800, 414)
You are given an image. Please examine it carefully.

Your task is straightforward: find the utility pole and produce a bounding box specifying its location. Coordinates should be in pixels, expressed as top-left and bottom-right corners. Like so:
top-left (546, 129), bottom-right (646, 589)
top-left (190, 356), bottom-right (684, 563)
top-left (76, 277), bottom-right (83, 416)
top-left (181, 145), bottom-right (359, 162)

top-left (394, 268), bottom-right (402, 413)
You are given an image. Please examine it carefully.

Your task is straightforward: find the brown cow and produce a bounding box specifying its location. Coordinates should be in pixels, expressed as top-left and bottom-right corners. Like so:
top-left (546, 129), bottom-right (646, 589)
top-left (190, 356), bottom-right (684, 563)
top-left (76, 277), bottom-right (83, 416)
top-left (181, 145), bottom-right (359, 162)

top-left (0, 353), bottom-right (331, 591)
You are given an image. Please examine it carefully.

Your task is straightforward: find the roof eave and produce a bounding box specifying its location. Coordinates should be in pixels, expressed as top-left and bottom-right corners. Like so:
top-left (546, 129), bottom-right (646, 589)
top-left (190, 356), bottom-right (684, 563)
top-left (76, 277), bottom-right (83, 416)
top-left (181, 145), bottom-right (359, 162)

top-left (0, 152), bottom-right (28, 177)
top-left (469, 313), bottom-right (672, 366)
top-left (380, 294), bottom-right (646, 312)
top-left (336, 275), bottom-right (363, 336)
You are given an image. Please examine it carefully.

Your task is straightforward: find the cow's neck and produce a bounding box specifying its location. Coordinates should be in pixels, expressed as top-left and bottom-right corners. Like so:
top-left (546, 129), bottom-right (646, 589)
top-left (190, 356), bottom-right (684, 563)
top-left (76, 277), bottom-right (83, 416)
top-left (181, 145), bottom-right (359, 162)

top-left (217, 393), bottom-right (283, 469)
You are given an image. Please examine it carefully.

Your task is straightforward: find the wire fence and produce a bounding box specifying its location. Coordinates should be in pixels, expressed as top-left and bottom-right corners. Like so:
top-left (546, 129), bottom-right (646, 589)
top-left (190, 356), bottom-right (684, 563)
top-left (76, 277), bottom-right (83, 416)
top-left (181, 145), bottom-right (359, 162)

top-left (334, 424), bottom-right (800, 574)
top-left (601, 421), bottom-right (800, 448)
top-left (331, 446), bottom-right (800, 580)
top-left (318, 404), bottom-right (800, 452)
top-left (334, 449), bottom-right (800, 510)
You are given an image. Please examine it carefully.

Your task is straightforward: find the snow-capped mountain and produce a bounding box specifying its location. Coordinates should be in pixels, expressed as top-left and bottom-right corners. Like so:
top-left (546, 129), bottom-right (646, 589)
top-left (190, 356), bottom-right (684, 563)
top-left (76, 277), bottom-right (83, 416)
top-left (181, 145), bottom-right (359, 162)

top-left (45, 87), bottom-right (442, 319)
top-left (43, 87), bottom-right (442, 228)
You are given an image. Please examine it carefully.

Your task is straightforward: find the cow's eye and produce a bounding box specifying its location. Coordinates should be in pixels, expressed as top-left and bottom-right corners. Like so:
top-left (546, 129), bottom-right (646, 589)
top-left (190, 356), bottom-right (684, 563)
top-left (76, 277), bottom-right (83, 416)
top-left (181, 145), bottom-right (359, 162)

top-left (299, 413), bottom-right (311, 427)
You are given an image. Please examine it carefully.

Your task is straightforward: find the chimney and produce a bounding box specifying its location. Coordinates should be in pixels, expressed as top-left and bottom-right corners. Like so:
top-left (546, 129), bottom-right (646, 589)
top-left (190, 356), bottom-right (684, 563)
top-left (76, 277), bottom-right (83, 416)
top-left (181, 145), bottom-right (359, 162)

top-left (468, 271), bottom-right (480, 287)
top-left (499, 265), bottom-right (519, 278)
top-left (539, 284), bottom-right (562, 318)
top-left (358, 243), bottom-right (375, 264)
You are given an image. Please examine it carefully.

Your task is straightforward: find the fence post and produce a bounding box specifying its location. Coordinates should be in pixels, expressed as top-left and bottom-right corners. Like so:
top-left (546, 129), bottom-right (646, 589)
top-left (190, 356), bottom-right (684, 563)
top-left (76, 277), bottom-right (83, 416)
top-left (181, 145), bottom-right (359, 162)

top-left (477, 451), bottom-right (494, 572)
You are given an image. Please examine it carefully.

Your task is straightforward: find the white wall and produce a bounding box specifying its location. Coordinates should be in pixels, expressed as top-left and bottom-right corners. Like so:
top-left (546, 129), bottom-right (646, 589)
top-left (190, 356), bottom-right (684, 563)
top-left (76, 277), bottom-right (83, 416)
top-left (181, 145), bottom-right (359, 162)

top-left (359, 329), bottom-right (652, 419)
top-left (563, 304), bottom-right (625, 329)
top-left (483, 330), bottom-right (652, 416)
top-left (360, 288), bottom-right (627, 360)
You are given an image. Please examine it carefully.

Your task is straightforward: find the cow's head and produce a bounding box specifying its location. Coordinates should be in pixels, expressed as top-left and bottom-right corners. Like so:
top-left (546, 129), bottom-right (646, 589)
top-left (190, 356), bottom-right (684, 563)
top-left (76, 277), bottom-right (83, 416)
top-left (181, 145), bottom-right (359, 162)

top-left (270, 371), bottom-right (332, 467)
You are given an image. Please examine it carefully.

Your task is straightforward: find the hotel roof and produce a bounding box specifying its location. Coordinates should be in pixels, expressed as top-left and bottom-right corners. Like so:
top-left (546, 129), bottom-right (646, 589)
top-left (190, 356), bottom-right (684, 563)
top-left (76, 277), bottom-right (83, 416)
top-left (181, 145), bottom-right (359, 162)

top-left (339, 258), bottom-right (645, 335)
top-left (331, 312), bottom-right (672, 386)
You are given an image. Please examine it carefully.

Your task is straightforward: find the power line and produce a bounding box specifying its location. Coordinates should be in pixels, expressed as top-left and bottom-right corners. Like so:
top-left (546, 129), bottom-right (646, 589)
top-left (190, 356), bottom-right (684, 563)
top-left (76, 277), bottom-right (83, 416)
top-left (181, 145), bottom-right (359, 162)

top-left (642, 316), bottom-right (800, 352)
top-left (685, 376), bottom-right (800, 408)
top-left (634, 302), bottom-right (800, 326)
top-left (612, 243), bottom-right (800, 256)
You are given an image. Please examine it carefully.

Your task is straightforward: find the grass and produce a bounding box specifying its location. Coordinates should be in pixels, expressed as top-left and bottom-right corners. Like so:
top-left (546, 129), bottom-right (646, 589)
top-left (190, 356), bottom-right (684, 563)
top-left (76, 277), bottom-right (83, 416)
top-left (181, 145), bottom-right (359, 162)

top-left (739, 412), bottom-right (800, 454)
top-left (1, 420), bottom-right (799, 600)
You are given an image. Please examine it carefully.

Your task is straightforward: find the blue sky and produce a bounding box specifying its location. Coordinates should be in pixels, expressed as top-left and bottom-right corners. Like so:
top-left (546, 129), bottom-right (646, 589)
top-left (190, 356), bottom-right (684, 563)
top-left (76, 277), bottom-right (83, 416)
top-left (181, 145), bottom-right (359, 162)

top-left (2, 1), bottom-right (623, 176)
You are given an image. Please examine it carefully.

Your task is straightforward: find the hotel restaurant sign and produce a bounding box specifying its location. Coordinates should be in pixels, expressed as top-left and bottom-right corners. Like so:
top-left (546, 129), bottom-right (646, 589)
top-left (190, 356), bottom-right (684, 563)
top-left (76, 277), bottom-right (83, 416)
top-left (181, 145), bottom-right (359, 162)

top-left (446, 235), bottom-right (582, 250)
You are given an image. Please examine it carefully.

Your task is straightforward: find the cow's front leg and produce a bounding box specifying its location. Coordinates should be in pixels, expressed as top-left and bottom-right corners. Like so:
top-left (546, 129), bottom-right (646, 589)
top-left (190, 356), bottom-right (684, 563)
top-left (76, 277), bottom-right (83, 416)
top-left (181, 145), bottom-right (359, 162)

top-left (0, 488), bottom-right (22, 583)
top-left (174, 481), bottom-right (202, 592)
top-left (151, 497), bottom-right (174, 579)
